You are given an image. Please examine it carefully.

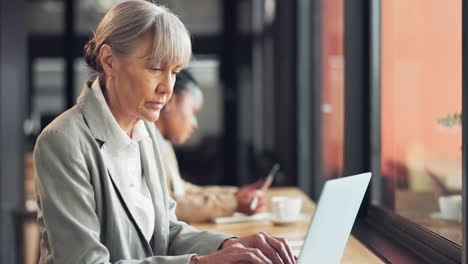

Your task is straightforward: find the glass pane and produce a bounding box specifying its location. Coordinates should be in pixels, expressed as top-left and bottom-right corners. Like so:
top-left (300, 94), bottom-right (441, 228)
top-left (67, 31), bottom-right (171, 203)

top-left (32, 58), bottom-right (65, 131)
top-left (76, 0), bottom-right (128, 35)
top-left (76, 0), bottom-right (221, 35)
top-left (27, 0), bottom-right (64, 34)
top-left (159, 0), bottom-right (221, 35)
top-left (322, 0), bottom-right (345, 180)
top-left (380, 0), bottom-right (462, 244)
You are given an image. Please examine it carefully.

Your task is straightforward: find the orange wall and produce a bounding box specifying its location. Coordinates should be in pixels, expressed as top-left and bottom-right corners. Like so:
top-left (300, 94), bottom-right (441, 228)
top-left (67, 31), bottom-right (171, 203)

top-left (322, 0), bottom-right (345, 179)
top-left (381, 0), bottom-right (461, 177)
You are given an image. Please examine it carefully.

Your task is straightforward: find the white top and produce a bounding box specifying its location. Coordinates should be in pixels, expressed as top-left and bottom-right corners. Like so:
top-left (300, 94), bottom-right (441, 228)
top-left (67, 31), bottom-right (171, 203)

top-left (91, 79), bottom-right (155, 241)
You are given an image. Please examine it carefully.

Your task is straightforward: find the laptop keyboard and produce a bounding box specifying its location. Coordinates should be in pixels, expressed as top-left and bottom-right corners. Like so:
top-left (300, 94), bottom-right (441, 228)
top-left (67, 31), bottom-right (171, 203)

top-left (289, 240), bottom-right (304, 256)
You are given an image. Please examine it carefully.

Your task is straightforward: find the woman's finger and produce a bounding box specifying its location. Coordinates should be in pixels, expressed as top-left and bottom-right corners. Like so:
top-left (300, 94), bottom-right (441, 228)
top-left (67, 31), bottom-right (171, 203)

top-left (262, 233), bottom-right (295, 264)
top-left (252, 178), bottom-right (264, 188)
top-left (231, 243), bottom-right (271, 264)
top-left (253, 233), bottom-right (285, 264)
top-left (245, 247), bottom-right (274, 264)
top-left (273, 236), bottom-right (296, 264)
top-left (254, 198), bottom-right (267, 213)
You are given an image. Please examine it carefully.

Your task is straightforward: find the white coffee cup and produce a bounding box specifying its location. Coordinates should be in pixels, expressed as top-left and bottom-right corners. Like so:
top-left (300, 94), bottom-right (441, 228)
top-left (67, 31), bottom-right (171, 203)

top-left (438, 195), bottom-right (462, 221)
top-left (271, 196), bottom-right (302, 221)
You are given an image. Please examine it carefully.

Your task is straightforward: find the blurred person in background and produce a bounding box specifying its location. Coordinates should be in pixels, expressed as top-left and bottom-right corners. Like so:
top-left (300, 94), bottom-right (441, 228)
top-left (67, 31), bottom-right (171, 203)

top-left (155, 70), bottom-right (266, 223)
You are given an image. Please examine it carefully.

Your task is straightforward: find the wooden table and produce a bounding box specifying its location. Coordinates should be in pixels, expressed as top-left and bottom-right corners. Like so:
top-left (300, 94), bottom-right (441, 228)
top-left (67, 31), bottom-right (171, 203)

top-left (21, 187), bottom-right (383, 264)
top-left (192, 187), bottom-right (384, 264)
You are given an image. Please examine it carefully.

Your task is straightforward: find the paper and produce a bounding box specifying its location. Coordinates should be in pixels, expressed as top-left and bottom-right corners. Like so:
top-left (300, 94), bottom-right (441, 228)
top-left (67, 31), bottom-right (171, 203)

top-left (212, 212), bottom-right (271, 224)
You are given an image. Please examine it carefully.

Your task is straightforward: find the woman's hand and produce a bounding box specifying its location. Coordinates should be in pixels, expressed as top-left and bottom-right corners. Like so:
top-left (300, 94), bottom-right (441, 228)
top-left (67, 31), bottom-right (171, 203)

top-left (190, 242), bottom-right (273, 264)
top-left (235, 188), bottom-right (266, 215)
top-left (225, 233), bottom-right (296, 264)
top-left (241, 179), bottom-right (264, 191)
top-left (235, 179), bottom-right (266, 215)
top-left (191, 233), bottom-right (296, 264)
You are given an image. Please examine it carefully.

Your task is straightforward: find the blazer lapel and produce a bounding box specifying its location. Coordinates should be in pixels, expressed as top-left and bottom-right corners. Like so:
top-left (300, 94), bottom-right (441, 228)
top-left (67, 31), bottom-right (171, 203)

top-left (101, 147), bottom-right (152, 255)
top-left (77, 80), bottom-right (153, 255)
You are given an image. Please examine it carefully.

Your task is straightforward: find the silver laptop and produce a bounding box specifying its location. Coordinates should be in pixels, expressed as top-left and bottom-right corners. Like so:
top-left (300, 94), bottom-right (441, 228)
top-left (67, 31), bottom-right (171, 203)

top-left (296, 172), bottom-right (372, 264)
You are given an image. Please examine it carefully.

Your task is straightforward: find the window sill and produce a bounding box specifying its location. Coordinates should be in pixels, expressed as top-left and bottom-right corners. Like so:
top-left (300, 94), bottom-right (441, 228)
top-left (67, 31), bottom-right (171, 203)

top-left (352, 206), bottom-right (461, 264)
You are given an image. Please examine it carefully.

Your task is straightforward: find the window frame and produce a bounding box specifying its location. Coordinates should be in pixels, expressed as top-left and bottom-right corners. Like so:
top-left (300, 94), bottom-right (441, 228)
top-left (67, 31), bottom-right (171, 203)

top-left (343, 0), bottom-right (466, 263)
top-left (462, 0), bottom-right (468, 261)
top-left (297, 0), bottom-right (467, 262)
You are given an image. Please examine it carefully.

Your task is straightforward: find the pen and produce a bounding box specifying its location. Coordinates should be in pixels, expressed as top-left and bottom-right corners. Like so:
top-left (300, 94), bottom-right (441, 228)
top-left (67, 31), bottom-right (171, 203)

top-left (250, 196), bottom-right (259, 211)
top-left (249, 163), bottom-right (280, 211)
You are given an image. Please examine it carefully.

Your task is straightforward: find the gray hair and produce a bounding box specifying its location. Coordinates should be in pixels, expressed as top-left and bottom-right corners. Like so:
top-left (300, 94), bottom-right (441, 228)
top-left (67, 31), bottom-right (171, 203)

top-left (84, 0), bottom-right (192, 75)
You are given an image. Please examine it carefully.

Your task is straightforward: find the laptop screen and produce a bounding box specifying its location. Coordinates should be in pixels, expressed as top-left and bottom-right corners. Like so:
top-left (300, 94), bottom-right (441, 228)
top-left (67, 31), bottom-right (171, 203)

top-left (297, 172), bottom-right (371, 264)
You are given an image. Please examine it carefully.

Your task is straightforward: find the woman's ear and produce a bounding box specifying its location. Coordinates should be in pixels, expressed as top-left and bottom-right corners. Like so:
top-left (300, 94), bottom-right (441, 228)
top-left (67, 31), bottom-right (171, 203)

top-left (99, 44), bottom-right (115, 78)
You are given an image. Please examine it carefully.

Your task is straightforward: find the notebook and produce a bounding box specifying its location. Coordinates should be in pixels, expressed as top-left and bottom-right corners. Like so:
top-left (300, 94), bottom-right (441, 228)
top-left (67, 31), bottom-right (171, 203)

top-left (212, 212), bottom-right (270, 224)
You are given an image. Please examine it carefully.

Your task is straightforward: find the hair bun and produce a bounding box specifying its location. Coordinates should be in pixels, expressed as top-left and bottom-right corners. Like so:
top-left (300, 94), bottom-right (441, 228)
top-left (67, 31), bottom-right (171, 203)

top-left (84, 38), bottom-right (100, 72)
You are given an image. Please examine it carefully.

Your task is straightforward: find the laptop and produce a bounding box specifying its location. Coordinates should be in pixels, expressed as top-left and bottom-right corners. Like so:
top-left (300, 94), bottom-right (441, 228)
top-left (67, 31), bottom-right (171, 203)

top-left (295, 172), bottom-right (372, 264)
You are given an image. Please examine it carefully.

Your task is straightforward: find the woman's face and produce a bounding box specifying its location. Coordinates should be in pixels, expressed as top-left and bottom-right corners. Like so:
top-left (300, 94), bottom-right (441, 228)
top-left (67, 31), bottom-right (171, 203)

top-left (163, 90), bottom-right (203, 145)
top-left (105, 33), bottom-right (182, 124)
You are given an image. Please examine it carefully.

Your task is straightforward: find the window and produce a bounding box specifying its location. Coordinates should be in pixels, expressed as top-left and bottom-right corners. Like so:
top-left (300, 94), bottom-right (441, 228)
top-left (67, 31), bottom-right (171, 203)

top-left (299, 0), bottom-right (464, 262)
top-left (28, 0), bottom-right (64, 34)
top-left (31, 58), bottom-right (65, 131)
top-left (321, 0), bottom-right (345, 180)
top-left (379, 0), bottom-right (462, 245)
top-left (76, 0), bottom-right (222, 35)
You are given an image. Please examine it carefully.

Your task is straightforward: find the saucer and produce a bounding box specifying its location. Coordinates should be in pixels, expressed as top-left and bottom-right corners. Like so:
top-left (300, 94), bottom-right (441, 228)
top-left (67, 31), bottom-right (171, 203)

top-left (269, 213), bottom-right (310, 225)
top-left (430, 212), bottom-right (460, 221)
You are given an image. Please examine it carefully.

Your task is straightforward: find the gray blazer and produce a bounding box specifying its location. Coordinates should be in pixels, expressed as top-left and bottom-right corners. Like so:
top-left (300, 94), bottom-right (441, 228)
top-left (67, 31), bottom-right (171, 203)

top-left (34, 81), bottom-right (232, 264)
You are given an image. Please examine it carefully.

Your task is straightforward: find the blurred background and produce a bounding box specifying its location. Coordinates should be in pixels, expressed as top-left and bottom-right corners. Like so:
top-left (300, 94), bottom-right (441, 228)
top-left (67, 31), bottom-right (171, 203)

top-left (0, 0), bottom-right (463, 263)
top-left (24, 0), bottom-right (298, 187)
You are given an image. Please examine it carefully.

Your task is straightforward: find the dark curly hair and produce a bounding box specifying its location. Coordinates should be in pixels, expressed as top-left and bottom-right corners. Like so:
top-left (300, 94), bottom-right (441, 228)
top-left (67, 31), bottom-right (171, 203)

top-left (173, 69), bottom-right (200, 96)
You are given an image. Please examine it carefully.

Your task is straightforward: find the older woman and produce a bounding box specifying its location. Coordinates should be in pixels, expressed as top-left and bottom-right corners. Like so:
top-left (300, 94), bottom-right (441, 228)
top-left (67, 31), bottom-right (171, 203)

top-left (155, 70), bottom-right (267, 223)
top-left (34, 1), bottom-right (295, 264)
